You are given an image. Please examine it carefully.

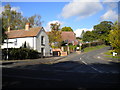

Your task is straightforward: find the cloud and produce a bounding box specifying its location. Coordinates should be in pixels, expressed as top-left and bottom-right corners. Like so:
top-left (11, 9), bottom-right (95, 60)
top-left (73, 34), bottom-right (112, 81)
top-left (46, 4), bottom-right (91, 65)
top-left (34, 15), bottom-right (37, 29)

top-left (100, 10), bottom-right (118, 21)
top-left (44, 20), bottom-right (64, 31)
top-left (74, 28), bottom-right (93, 37)
top-left (61, 0), bottom-right (103, 19)
top-left (103, 0), bottom-right (119, 2)
top-left (103, 1), bottom-right (118, 10)
top-left (0, 5), bottom-right (23, 15)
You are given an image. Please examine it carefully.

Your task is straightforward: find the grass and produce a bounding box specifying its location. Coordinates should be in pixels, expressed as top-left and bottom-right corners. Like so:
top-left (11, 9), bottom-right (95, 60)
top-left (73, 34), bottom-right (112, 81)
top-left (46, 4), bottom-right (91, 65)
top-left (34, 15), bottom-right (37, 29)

top-left (104, 50), bottom-right (120, 59)
top-left (105, 55), bottom-right (120, 59)
top-left (83, 45), bottom-right (107, 53)
top-left (104, 51), bottom-right (112, 55)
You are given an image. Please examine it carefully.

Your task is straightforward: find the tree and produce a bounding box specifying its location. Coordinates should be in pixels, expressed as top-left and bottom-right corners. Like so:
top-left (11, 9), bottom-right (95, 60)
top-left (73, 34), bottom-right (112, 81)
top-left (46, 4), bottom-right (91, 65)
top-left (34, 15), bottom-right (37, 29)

top-left (48, 22), bottom-right (62, 48)
top-left (2, 4), bottom-right (42, 30)
top-left (2, 4), bottom-right (23, 30)
top-left (80, 30), bottom-right (85, 38)
top-left (82, 31), bottom-right (96, 42)
top-left (1, 4), bottom-right (42, 45)
top-left (61, 26), bottom-right (73, 32)
top-left (28, 14), bottom-right (42, 27)
top-left (50, 22), bottom-right (60, 31)
top-left (109, 21), bottom-right (120, 54)
top-left (93, 21), bottom-right (113, 44)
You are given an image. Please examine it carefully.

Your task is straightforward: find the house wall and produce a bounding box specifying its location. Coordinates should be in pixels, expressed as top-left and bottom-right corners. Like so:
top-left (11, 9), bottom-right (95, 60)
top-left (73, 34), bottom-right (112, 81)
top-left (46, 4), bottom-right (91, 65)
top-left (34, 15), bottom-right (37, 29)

top-left (1, 37), bottom-right (36, 50)
top-left (1, 28), bottom-right (50, 57)
top-left (36, 29), bottom-right (50, 56)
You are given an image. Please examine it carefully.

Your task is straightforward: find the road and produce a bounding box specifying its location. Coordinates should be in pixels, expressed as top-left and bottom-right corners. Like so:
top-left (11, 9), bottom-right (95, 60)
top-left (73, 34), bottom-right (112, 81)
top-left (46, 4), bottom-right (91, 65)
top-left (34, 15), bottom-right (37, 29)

top-left (2, 47), bottom-right (120, 89)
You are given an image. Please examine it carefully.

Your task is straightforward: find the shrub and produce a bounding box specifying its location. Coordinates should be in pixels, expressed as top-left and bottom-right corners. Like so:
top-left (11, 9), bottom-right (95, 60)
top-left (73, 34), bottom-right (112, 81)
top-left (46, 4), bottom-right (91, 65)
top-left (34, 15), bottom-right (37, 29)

top-left (81, 41), bottom-right (104, 49)
top-left (2, 48), bottom-right (40, 60)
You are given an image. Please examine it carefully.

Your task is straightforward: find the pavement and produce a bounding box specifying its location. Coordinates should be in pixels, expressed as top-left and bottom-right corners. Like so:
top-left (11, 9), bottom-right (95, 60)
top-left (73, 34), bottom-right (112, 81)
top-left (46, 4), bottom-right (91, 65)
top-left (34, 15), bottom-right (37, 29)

top-left (0, 52), bottom-right (80, 67)
top-left (1, 46), bottom-right (120, 67)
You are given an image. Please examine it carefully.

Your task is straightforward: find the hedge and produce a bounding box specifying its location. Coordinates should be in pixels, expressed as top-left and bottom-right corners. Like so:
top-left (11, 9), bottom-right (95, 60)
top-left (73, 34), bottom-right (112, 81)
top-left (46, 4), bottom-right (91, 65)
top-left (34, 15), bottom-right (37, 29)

top-left (2, 48), bottom-right (40, 60)
top-left (81, 41), bottom-right (104, 49)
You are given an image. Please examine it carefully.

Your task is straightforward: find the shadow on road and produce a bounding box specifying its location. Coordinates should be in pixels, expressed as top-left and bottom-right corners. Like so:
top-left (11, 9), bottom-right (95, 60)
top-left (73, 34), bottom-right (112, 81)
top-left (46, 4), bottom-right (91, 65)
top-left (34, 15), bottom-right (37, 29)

top-left (2, 60), bottom-right (120, 89)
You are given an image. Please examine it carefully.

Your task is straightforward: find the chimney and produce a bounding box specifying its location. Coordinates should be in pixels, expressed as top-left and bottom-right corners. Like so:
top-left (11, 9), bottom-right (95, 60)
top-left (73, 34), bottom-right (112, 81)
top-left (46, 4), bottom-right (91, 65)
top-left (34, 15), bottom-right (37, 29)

top-left (8, 26), bottom-right (10, 32)
top-left (25, 23), bottom-right (30, 30)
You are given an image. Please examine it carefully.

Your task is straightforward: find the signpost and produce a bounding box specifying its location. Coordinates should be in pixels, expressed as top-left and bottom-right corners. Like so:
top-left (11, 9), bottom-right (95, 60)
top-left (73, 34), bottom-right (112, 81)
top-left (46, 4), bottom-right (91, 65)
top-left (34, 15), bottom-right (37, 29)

top-left (112, 52), bottom-right (117, 57)
top-left (5, 39), bottom-right (16, 60)
top-left (79, 43), bottom-right (82, 51)
top-left (112, 52), bottom-right (117, 61)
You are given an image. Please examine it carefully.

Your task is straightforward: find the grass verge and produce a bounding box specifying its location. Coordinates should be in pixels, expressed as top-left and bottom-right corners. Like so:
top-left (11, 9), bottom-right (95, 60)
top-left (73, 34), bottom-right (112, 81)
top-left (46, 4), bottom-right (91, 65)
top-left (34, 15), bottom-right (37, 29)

top-left (105, 55), bottom-right (120, 59)
top-left (83, 45), bottom-right (107, 53)
top-left (104, 50), bottom-right (120, 59)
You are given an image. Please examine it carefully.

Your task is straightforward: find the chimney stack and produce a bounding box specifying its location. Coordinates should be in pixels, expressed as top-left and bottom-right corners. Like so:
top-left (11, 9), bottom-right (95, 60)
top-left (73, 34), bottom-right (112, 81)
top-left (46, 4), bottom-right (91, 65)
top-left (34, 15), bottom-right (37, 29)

top-left (25, 23), bottom-right (30, 30)
top-left (8, 26), bottom-right (10, 32)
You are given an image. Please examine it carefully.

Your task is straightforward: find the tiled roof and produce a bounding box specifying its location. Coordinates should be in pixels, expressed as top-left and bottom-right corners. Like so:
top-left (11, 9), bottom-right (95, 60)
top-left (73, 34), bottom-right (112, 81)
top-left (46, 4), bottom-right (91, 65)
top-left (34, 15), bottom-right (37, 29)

top-left (6, 27), bottom-right (42, 39)
top-left (61, 31), bottom-right (78, 45)
top-left (61, 31), bottom-right (76, 41)
top-left (46, 31), bottom-right (78, 45)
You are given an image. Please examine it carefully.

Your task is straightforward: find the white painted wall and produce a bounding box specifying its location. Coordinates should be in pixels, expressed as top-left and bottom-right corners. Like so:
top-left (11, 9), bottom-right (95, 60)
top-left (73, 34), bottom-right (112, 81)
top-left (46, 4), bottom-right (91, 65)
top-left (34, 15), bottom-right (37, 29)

top-left (36, 29), bottom-right (50, 56)
top-left (1, 37), bottom-right (36, 50)
top-left (1, 28), bottom-right (50, 56)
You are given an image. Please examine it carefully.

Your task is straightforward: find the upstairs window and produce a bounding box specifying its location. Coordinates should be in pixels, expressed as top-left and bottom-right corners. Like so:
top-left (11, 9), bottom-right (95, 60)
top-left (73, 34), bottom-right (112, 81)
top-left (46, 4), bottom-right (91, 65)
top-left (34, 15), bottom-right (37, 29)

top-left (41, 36), bottom-right (45, 46)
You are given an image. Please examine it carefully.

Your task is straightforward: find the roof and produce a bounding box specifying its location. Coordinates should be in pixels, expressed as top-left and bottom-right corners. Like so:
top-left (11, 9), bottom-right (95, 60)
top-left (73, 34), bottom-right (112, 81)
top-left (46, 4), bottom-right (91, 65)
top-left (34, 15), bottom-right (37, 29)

top-left (6, 27), bottom-right (42, 39)
top-left (61, 31), bottom-right (76, 41)
top-left (47, 31), bottom-right (78, 45)
top-left (61, 31), bottom-right (78, 45)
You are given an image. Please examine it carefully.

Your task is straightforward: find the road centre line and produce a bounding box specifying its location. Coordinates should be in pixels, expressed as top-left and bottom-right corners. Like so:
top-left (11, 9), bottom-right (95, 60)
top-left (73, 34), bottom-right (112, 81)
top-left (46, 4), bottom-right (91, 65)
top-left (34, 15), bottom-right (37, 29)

top-left (81, 60), bottom-right (87, 65)
top-left (80, 58), bottom-right (103, 73)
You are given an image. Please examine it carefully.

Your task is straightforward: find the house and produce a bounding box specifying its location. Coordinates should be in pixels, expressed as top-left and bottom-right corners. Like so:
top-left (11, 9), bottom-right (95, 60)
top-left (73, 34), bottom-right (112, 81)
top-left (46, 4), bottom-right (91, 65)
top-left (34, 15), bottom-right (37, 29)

top-left (47, 31), bottom-right (78, 45)
top-left (46, 31), bottom-right (78, 55)
top-left (1, 23), bottom-right (50, 56)
top-left (61, 31), bottom-right (78, 45)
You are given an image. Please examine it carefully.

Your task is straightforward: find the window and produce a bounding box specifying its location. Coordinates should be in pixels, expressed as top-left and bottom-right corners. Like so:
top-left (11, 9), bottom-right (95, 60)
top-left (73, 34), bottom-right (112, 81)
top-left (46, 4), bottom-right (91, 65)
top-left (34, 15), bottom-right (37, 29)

top-left (41, 36), bottom-right (45, 46)
top-left (14, 39), bottom-right (17, 45)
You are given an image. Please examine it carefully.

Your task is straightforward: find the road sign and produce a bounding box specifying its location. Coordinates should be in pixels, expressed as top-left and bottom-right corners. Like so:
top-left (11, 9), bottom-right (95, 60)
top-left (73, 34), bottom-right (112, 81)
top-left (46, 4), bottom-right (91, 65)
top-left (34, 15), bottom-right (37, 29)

top-left (79, 43), bottom-right (82, 46)
top-left (113, 52), bottom-right (117, 56)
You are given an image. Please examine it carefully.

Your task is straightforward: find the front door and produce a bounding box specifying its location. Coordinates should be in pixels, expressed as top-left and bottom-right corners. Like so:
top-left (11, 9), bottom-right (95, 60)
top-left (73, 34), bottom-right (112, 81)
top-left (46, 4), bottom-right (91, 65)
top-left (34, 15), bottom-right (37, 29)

top-left (41, 48), bottom-right (44, 56)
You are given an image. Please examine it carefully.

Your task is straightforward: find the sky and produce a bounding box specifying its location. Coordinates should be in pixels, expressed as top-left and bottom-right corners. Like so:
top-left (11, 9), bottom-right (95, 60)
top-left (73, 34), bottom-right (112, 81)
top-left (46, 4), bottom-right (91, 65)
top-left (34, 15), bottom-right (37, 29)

top-left (1, 0), bottom-right (119, 37)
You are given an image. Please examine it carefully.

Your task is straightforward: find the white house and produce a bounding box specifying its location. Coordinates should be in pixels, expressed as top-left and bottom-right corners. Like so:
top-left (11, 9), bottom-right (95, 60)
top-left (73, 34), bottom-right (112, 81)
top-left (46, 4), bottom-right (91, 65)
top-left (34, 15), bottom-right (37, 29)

top-left (1, 23), bottom-right (50, 56)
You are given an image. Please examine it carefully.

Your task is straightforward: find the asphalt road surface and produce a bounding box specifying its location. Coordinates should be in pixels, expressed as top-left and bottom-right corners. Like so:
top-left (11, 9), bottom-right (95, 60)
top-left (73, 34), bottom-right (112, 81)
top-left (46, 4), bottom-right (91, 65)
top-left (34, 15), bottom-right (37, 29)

top-left (2, 47), bottom-right (120, 89)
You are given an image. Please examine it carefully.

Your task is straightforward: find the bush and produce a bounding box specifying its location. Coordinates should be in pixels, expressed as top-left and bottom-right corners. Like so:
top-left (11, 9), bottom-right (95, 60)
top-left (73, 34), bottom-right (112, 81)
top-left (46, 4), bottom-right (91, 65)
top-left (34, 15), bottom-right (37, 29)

top-left (2, 48), bottom-right (40, 60)
top-left (81, 41), bottom-right (104, 49)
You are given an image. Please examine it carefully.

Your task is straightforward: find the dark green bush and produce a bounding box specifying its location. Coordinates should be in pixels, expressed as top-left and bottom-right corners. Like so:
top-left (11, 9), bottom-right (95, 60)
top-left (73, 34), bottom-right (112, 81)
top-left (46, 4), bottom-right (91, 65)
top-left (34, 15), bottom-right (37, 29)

top-left (81, 41), bottom-right (104, 49)
top-left (2, 48), bottom-right (40, 60)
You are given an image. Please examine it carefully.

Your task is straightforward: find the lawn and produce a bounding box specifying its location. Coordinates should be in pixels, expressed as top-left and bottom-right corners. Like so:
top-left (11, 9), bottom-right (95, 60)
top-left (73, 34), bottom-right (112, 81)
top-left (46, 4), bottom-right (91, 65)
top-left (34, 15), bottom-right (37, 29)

top-left (83, 45), bottom-right (107, 53)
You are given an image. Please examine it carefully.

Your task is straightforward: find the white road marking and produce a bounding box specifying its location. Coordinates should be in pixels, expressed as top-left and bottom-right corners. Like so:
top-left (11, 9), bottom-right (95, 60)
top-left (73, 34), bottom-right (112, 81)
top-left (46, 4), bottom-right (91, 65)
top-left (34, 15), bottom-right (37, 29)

top-left (80, 58), bottom-right (104, 73)
top-left (81, 61), bottom-right (87, 65)
top-left (97, 56), bottom-right (100, 58)
top-left (90, 66), bottom-right (103, 73)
